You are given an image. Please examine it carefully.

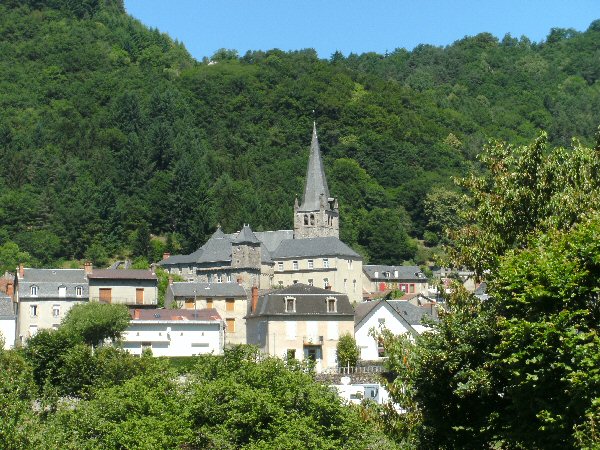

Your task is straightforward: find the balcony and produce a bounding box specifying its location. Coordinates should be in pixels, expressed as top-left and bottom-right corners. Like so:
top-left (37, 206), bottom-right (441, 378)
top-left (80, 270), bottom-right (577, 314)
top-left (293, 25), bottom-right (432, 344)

top-left (303, 335), bottom-right (324, 345)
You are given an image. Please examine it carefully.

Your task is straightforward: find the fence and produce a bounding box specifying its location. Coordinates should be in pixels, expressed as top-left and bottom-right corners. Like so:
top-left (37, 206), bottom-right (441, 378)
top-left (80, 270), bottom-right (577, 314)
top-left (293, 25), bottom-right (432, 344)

top-left (322, 365), bottom-right (385, 375)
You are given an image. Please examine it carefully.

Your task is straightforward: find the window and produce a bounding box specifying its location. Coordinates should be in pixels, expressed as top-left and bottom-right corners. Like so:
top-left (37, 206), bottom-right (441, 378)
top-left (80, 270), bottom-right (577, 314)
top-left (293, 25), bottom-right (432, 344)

top-left (384, 272), bottom-right (390, 278)
top-left (378, 317), bottom-right (386, 325)
top-left (217, 273), bottom-right (223, 283)
top-left (308, 279), bottom-right (314, 287)
top-left (58, 286), bottom-right (66, 297)
top-left (29, 325), bottom-right (38, 337)
top-left (227, 273), bottom-right (232, 283)
top-left (310, 214), bottom-right (315, 225)
top-left (347, 259), bottom-right (353, 269)
top-left (206, 298), bottom-right (213, 309)
top-left (323, 258), bottom-right (329, 268)
top-left (278, 262), bottom-right (284, 271)
top-left (327, 298), bottom-right (336, 313)
top-left (304, 214), bottom-right (309, 225)
top-left (136, 288), bottom-right (144, 305)
top-left (293, 279), bottom-right (299, 284)
top-left (285, 297), bottom-right (296, 313)
top-left (185, 298), bottom-right (194, 309)
top-left (30, 305), bottom-right (38, 317)
top-left (30, 286), bottom-right (38, 297)
top-left (226, 318), bottom-right (235, 333)
top-left (307, 259), bottom-right (314, 269)
top-left (278, 281), bottom-right (284, 288)
top-left (208, 274), bottom-right (213, 283)
top-left (344, 279), bottom-right (347, 289)
top-left (323, 278), bottom-right (329, 289)
top-left (75, 286), bottom-right (83, 297)
top-left (410, 284), bottom-right (415, 293)
top-left (292, 260), bottom-right (299, 270)
top-left (226, 298), bottom-right (235, 311)
top-left (377, 337), bottom-right (385, 358)
top-left (353, 279), bottom-right (357, 292)
top-left (374, 271), bottom-right (379, 278)
top-left (52, 304), bottom-right (60, 318)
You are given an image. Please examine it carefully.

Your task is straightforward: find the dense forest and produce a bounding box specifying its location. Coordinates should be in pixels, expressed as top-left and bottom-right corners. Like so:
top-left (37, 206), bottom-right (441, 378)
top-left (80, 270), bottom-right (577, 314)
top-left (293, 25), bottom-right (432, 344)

top-left (1, 0), bottom-right (599, 270)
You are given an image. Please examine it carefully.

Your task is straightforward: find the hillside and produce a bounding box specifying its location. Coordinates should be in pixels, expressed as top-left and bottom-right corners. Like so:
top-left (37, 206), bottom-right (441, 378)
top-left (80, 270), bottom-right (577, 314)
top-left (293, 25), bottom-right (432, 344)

top-left (1, 0), bottom-right (599, 269)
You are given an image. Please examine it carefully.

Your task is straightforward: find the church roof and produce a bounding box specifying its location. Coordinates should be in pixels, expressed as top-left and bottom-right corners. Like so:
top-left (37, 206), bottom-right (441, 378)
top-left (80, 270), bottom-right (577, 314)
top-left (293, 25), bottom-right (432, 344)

top-left (298, 123), bottom-right (330, 212)
top-left (232, 224), bottom-right (261, 245)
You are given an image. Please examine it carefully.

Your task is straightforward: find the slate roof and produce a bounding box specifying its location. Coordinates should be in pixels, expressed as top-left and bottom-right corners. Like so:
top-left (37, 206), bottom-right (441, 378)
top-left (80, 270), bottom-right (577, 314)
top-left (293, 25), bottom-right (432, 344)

top-left (253, 230), bottom-right (294, 253)
top-left (271, 236), bottom-right (360, 259)
top-left (168, 282), bottom-right (247, 298)
top-left (0, 294), bottom-right (15, 319)
top-left (387, 300), bottom-right (437, 325)
top-left (131, 308), bottom-right (222, 321)
top-left (298, 123), bottom-right (330, 212)
top-left (363, 265), bottom-right (427, 281)
top-left (196, 234), bottom-right (232, 264)
top-left (88, 269), bottom-right (157, 280)
top-left (233, 224), bottom-right (261, 245)
top-left (249, 283), bottom-right (354, 317)
top-left (18, 269), bottom-right (89, 300)
top-left (353, 300), bottom-right (382, 326)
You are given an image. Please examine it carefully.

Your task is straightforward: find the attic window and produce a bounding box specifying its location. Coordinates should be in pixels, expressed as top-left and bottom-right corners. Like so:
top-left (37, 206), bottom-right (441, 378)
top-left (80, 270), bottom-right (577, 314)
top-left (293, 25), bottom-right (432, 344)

top-left (285, 296), bottom-right (296, 313)
top-left (75, 286), bottom-right (83, 297)
top-left (326, 297), bottom-right (337, 313)
top-left (30, 286), bottom-right (38, 297)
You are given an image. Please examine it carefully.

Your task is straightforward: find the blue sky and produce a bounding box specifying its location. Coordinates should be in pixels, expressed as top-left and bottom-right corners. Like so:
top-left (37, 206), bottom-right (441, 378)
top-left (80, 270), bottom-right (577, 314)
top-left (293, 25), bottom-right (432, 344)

top-left (124, 1), bottom-right (600, 60)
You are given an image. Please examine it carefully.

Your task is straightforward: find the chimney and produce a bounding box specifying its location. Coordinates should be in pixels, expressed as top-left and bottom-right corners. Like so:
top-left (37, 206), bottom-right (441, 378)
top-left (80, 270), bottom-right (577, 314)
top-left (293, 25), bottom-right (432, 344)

top-left (18, 263), bottom-right (24, 279)
top-left (6, 281), bottom-right (14, 298)
top-left (168, 276), bottom-right (173, 285)
top-left (162, 252), bottom-right (171, 260)
top-left (251, 286), bottom-right (259, 313)
top-left (84, 261), bottom-right (93, 275)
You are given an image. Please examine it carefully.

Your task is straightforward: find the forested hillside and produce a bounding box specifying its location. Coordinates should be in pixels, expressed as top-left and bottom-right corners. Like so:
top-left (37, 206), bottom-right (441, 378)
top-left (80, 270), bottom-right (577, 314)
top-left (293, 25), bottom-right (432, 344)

top-left (1, 0), bottom-right (599, 269)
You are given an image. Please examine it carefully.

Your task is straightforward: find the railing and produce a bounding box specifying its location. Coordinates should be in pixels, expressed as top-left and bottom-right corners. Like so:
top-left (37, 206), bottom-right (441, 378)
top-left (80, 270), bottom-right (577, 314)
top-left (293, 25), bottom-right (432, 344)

top-left (323, 365), bottom-right (385, 375)
top-left (90, 296), bottom-right (157, 305)
top-left (303, 335), bottom-right (324, 345)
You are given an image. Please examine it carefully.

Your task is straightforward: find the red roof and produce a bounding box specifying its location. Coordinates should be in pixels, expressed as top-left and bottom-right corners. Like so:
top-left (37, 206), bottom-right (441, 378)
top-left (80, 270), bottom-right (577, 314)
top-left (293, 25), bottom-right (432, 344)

top-left (131, 308), bottom-right (221, 321)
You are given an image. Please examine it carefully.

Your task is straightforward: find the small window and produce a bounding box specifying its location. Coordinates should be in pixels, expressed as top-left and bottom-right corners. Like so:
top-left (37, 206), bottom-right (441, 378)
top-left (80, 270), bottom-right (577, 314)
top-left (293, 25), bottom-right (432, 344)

top-left (226, 318), bottom-right (235, 333)
top-left (323, 258), bottom-right (329, 268)
top-left (30, 286), bottom-right (38, 297)
top-left (323, 278), bottom-right (329, 289)
top-left (58, 286), bottom-right (66, 297)
top-left (410, 284), bottom-right (415, 293)
top-left (217, 273), bottom-right (223, 283)
top-left (293, 279), bottom-right (299, 284)
top-left (227, 273), bottom-right (232, 283)
top-left (347, 259), bottom-right (353, 269)
top-left (374, 271), bottom-right (379, 278)
top-left (52, 304), bottom-right (60, 318)
top-left (292, 261), bottom-right (299, 270)
top-left (226, 298), bottom-right (235, 312)
top-left (285, 297), bottom-right (296, 313)
top-left (344, 279), bottom-right (347, 289)
top-left (278, 262), bottom-right (284, 271)
top-left (75, 286), bottom-right (83, 297)
top-left (185, 298), bottom-right (194, 309)
top-left (30, 305), bottom-right (38, 317)
top-left (378, 317), bottom-right (386, 325)
top-left (278, 281), bottom-right (284, 287)
top-left (206, 298), bottom-right (213, 309)
top-left (308, 279), bottom-right (314, 287)
top-left (307, 259), bottom-right (314, 269)
top-left (304, 214), bottom-right (309, 225)
top-left (353, 279), bottom-right (357, 292)
top-left (310, 214), bottom-right (315, 225)
top-left (327, 298), bottom-right (336, 313)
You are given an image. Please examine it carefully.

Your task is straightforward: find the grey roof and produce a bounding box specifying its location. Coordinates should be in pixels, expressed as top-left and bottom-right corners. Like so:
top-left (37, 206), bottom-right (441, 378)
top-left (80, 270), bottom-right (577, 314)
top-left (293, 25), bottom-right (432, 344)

top-left (0, 295), bottom-right (15, 319)
top-left (253, 230), bottom-right (294, 253)
top-left (353, 300), bottom-right (382, 327)
top-left (474, 282), bottom-right (487, 296)
top-left (363, 265), bottom-right (427, 281)
top-left (387, 300), bottom-right (437, 326)
top-left (169, 282), bottom-right (247, 298)
top-left (196, 234), bottom-right (232, 264)
top-left (18, 268), bottom-right (89, 299)
top-left (249, 283), bottom-right (354, 317)
top-left (88, 269), bottom-right (157, 280)
top-left (298, 123), bottom-right (330, 212)
top-left (272, 237), bottom-right (360, 259)
top-left (132, 308), bottom-right (222, 322)
top-left (233, 224), bottom-right (261, 245)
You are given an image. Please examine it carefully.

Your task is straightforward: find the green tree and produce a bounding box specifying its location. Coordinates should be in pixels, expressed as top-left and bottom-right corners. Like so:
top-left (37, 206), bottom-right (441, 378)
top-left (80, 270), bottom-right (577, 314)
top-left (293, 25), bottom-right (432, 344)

top-left (60, 303), bottom-right (130, 348)
top-left (336, 333), bottom-right (360, 367)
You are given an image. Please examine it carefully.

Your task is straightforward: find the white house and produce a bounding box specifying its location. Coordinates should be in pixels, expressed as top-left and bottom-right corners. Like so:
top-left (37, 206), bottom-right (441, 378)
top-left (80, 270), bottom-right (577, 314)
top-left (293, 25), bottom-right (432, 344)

top-left (122, 308), bottom-right (224, 357)
top-left (0, 293), bottom-right (16, 349)
top-left (354, 299), bottom-right (437, 361)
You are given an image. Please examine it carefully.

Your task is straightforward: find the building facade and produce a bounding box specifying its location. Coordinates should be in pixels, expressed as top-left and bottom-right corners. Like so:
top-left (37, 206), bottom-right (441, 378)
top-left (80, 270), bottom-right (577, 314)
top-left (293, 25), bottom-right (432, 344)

top-left (362, 265), bottom-right (428, 297)
top-left (87, 267), bottom-right (158, 307)
top-left (0, 293), bottom-right (16, 349)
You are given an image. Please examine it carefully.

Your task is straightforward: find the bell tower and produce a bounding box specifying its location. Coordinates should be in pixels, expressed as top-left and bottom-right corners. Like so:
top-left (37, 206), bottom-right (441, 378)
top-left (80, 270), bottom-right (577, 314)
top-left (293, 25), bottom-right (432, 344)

top-left (294, 123), bottom-right (339, 239)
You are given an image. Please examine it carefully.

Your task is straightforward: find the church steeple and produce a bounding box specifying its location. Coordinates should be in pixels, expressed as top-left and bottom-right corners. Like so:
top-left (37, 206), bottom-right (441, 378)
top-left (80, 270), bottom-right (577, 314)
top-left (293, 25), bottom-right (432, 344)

top-left (299, 122), bottom-right (330, 212)
top-left (293, 123), bottom-right (339, 239)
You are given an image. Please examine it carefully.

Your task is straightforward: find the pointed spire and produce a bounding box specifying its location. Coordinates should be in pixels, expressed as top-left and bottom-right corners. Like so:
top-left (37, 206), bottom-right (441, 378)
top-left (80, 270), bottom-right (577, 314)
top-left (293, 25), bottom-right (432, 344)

top-left (299, 123), bottom-right (330, 212)
top-left (233, 224), bottom-right (260, 245)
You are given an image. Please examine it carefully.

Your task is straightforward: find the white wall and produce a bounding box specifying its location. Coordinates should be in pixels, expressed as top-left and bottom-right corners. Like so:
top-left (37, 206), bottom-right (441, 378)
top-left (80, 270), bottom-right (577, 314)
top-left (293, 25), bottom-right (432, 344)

top-left (122, 321), bottom-right (223, 357)
top-left (0, 318), bottom-right (16, 349)
top-left (355, 303), bottom-right (411, 361)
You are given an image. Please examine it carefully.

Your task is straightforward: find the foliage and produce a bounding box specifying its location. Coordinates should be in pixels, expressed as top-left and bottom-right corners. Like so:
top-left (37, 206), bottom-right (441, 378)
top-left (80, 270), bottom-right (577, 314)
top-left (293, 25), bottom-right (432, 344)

top-left (155, 266), bottom-right (184, 307)
top-left (60, 302), bottom-right (130, 347)
top-left (336, 333), bottom-right (359, 367)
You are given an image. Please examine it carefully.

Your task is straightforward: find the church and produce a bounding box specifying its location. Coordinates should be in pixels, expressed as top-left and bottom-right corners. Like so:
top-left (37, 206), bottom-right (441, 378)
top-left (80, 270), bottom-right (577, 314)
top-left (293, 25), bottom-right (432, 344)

top-left (159, 124), bottom-right (364, 304)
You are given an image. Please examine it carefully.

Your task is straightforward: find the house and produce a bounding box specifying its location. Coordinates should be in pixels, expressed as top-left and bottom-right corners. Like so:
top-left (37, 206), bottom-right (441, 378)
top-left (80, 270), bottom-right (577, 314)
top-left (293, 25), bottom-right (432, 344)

top-left (0, 292), bottom-right (16, 349)
top-left (354, 299), bottom-right (437, 361)
top-left (246, 283), bottom-right (354, 372)
top-left (165, 281), bottom-right (248, 345)
top-left (13, 265), bottom-right (89, 344)
top-left (159, 124), bottom-right (364, 304)
top-left (86, 264), bottom-right (158, 307)
top-left (362, 265), bottom-right (428, 297)
top-left (122, 308), bottom-right (223, 357)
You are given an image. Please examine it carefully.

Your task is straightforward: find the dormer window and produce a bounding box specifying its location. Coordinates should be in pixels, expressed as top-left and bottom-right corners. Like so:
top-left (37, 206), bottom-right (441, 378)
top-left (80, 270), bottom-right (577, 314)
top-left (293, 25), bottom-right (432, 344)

top-left (374, 271), bottom-right (379, 278)
top-left (383, 272), bottom-right (390, 279)
top-left (58, 286), bottom-right (66, 297)
top-left (75, 286), bottom-right (83, 297)
top-left (285, 296), bottom-right (296, 313)
top-left (323, 258), bottom-right (329, 268)
top-left (326, 297), bottom-right (337, 313)
top-left (30, 285), bottom-right (38, 297)
top-left (292, 261), bottom-right (299, 270)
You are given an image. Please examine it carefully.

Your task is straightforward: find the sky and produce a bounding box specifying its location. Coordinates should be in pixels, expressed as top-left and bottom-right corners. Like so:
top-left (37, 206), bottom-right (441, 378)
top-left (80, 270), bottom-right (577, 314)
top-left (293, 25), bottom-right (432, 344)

top-left (124, 1), bottom-right (600, 61)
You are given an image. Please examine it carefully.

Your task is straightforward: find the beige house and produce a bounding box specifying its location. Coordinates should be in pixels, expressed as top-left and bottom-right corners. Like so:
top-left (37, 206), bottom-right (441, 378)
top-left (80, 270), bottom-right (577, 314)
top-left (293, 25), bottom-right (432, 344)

top-left (165, 281), bottom-right (248, 345)
top-left (159, 124), bottom-right (363, 304)
top-left (246, 283), bottom-right (354, 372)
top-left (362, 265), bottom-right (428, 298)
top-left (87, 266), bottom-right (158, 307)
top-left (13, 266), bottom-right (89, 344)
